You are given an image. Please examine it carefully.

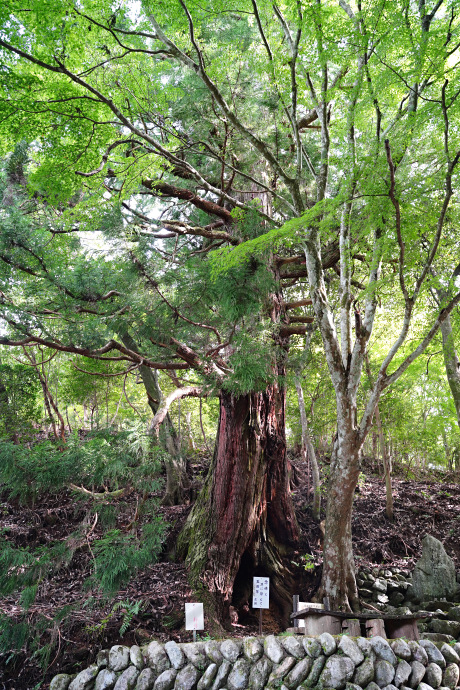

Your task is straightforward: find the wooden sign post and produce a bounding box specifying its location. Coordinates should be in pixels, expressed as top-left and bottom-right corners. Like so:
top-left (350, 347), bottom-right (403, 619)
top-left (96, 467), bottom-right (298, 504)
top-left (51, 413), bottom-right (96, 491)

top-left (252, 577), bottom-right (269, 635)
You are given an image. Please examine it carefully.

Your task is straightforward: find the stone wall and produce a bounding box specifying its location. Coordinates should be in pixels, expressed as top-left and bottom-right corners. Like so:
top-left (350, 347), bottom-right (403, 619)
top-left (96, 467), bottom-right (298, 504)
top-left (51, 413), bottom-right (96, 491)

top-left (49, 633), bottom-right (460, 690)
top-left (356, 563), bottom-right (460, 639)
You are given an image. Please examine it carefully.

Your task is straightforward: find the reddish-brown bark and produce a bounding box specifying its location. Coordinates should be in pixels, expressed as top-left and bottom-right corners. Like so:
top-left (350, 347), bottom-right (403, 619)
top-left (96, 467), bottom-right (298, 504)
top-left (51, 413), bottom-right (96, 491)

top-left (178, 383), bottom-right (299, 625)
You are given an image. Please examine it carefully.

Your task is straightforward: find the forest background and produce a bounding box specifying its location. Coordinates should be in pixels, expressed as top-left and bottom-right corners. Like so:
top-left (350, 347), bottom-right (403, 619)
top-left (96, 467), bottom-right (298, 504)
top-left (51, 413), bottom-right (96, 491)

top-left (1, 0), bottom-right (460, 686)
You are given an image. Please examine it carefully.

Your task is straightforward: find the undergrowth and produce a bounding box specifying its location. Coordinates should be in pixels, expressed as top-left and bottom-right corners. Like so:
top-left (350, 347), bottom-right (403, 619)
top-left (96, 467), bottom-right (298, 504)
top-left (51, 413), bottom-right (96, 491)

top-left (0, 428), bottom-right (169, 673)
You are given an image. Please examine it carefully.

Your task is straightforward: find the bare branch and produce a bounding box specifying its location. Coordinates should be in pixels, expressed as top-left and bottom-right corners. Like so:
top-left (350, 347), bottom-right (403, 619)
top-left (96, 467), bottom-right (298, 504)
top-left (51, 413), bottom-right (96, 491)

top-left (150, 385), bottom-right (204, 432)
top-left (385, 139), bottom-right (409, 303)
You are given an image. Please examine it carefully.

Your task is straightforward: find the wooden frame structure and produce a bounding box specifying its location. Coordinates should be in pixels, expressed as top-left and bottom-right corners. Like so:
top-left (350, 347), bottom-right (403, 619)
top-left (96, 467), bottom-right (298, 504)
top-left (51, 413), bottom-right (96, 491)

top-left (289, 600), bottom-right (432, 640)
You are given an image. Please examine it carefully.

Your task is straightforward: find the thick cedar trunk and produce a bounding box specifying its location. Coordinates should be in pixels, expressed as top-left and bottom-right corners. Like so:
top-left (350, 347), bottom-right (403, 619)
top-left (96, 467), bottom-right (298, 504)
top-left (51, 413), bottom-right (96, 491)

top-left (177, 384), bottom-right (299, 625)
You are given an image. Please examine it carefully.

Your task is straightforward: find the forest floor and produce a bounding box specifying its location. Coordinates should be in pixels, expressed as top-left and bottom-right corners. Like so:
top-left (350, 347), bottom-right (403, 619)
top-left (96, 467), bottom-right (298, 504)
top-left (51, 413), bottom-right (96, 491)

top-left (1, 453), bottom-right (460, 689)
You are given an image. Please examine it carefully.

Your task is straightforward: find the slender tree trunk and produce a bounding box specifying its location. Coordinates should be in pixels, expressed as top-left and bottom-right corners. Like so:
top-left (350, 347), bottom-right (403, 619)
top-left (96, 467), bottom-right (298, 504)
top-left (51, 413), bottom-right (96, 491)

top-left (295, 378), bottom-right (321, 521)
top-left (374, 403), bottom-right (394, 520)
top-left (199, 396), bottom-right (209, 451)
top-left (120, 332), bottom-right (189, 505)
top-left (364, 354), bottom-right (393, 520)
top-left (185, 411), bottom-right (195, 451)
top-left (440, 313), bottom-right (460, 429)
top-left (177, 383), bottom-right (299, 626)
top-left (320, 411), bottom-right (360, 612)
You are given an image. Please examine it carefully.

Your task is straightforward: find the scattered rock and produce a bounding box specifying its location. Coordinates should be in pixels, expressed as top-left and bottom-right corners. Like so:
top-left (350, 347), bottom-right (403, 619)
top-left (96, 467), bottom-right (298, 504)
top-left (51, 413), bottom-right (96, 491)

top-left (165, 641), bottom-right (186, 670)
top-left (135, 668), bottom-right (156, 690)
top-left (375, 660), bottom-right (395, 688)
top-left (408, 643), bottom-right (428, 666)
top-left (320, 655), bottom-right (355, 689)
top-left (412, 535), bottom-right (457, 602)
top-left (391, 640), bottom-right (411, 662)
top-left (175, 664), bottom-right (201, 690)
top-left (447, 606), bottom-right (460, 622)
top-left (302, 654), bottom-right (326, 687)
top-left (366, 683), bottom-right (381, 690)
top-left (183, 643), bottom-right (208, 670)
top-left (319, 632), bottom-right (337, 656)
top-left (109, 647), bottom-right (131, 672)
top-left (430, 619), bottom-right (460, 638)
top-left (389, 593), bottom-right (405, 607)
top-left (373, 579), bottom-right (388, 593)
top-left (97, 651), bottom-right (109, 669)
top-left (418, 641), bottom-right (446, 669)
top-left (50, 675), bottom-right (72, 690)
top-left (248, 657), bottom-right (271, 690)
top-left (360, 589), bottom-right (375, 599)
top-left (69, 666), bottom-right (100, 690)
top-left (366, 681), bottom-right (380, 690)
top-left (226, 659), bottom-right (250, 690)
top-left (339, 636), bottom-right (364, 665)
top-left (423, 663), bottom-right (442, 688)
top-left (154, 669), bottom-right (177, 690)
top-left (95, 669), bottom-right (118, 690)
top-left (356, 638), bottom-right (372, 657)
top-left (204, 642), bottom-right (223, 666)
top-left (211, 660), bottom-right (232, 690)
top-left (197, 664), bottom-right (218, 690)
top-left (242, 637), bottom-right (263, 662)
top-left (353, 657), bottom-right (375, 687)
top-left (394, 660), bottom-right (412, 687)
top-left (114, 666), bottom-right (139, 690)
top-left (130, 647), bottom-right (144, 670)
top-left (303, 637), bottom-right (322, 658)
top-left (284, 657), bottom-right (312, 688)
top-left (421, 633), bottom-right (454, 644)
top-left (221, 640), bottom-right (241, 664)
top-left (418, 683), bottom-right (437, 690)
top-left (369, 638), bottom-right (397, 666)
top-left (280, 635), bottom-right (305, 659)
top-left (263, 635), bottom-right (285, 664)
top-left (267, 656), bottom-right (296, 685)
top-left (408, 662), bottom-right (426, 688)
top-left (442, 664), bottom-right (459, 690)
top-left (440, 644), bottom-right (459, 664)
top-left (147, 642), bottom-right (170, 673)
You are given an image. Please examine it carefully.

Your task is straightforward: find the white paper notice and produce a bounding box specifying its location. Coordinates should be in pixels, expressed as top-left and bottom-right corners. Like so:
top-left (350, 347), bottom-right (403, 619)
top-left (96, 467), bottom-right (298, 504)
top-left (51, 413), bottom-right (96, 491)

top-left (252, 577), bottom-right (269, 609)
top-left (185, 602), bottom-right (204, 630)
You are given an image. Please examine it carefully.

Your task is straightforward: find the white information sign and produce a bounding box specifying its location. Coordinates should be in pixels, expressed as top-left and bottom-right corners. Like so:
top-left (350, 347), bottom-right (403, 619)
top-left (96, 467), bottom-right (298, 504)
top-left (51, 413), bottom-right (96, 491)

top-left (252, 577), bottom-right (270, 609)
top-left (185, 603), bottom-right (204, 630)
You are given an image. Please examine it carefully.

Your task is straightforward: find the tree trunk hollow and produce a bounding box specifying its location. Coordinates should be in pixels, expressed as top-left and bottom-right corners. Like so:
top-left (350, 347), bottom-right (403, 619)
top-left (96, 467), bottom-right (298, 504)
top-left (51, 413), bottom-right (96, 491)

top-left (178, 385), bottom-right (299, 625)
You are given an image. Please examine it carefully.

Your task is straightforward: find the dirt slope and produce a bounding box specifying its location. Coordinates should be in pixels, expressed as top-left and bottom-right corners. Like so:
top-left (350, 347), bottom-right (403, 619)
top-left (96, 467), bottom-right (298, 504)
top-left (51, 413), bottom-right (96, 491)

top-left (1, 459), bottom-right (460, 689)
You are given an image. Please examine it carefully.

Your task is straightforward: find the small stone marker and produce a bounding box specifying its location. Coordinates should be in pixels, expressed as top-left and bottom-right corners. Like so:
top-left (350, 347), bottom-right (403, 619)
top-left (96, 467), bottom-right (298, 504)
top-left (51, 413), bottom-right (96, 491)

top-left (252, 577), bottom-right (269, 635)
top-left (185, 603), bottom-right (204, 642)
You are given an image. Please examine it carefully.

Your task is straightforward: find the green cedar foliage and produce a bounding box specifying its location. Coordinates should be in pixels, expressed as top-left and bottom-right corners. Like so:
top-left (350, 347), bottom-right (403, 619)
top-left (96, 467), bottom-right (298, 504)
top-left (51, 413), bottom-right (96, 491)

top-left (0, 429), bottom-right (165, 502)
top-left (0, 362), bottom-right (41, 438)
top-left (0, 430), bottom-right (167, 663)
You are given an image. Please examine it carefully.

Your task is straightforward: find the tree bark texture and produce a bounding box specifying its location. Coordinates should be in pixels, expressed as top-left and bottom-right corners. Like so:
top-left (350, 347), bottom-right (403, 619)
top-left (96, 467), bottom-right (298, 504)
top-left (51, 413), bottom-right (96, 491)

top-left (320, 427), bottom-right (360, 612)
top-left (295, 378), bottom-right (321, 521)
top-left (177, 384), bottom-right (299, 625)
top-left (441, 313), bottom-right (460, 430)
top-left (374, 403), bottom-right (394, 520)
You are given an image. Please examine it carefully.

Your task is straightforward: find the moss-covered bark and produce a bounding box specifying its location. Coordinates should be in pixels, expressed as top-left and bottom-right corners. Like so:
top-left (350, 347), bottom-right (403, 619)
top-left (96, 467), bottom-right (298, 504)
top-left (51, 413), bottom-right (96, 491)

top-left (177, 384), bottom-right (299, 625)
